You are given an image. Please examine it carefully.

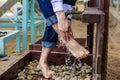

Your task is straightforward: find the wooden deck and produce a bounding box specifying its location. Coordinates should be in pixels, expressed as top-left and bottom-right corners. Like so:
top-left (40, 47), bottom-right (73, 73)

top-left (0, 52), bottom-right (30, 80)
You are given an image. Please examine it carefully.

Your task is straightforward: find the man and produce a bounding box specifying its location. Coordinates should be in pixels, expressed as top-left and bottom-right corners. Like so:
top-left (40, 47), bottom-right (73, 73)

top-left (37, 0), bottom-right (89, 78)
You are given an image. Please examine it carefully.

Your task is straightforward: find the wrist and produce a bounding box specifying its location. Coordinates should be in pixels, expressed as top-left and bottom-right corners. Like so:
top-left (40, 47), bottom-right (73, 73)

top-left (55, 11), bottom-right (66, 21)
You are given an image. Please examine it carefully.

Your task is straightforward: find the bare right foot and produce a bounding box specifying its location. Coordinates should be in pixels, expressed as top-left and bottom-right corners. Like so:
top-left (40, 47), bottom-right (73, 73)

top-left (35, 64), bottom-right (55, 79)
top-left (51, 23), bottom-right (89, 58)
top-left (65, 38), bottom-right (89, 58)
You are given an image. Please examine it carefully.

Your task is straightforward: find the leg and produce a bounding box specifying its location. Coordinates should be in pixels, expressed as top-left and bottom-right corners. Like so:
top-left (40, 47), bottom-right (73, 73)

top-left (37, 0), bottom-right (58, 78)
top-left (36, 25), bottom-right (57, 79)
top-left (37, 0), bottom-right (89, 78)
top-left (36, 47), bottom-right (54, 78)
top-left (63, 4), bottom-right (89, 58)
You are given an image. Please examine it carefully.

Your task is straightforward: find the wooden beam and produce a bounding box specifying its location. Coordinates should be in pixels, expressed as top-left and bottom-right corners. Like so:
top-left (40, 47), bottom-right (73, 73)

top-left (0, 0), bottom-right (18, 16)
top-left (101, 0), bottom-right (110, 80)
top-left (88, 0), bottom-right (95, 7)
top-left (87, 0), bottom-right (95, 55)
top-left (0, 52), bottom-right (30, 80)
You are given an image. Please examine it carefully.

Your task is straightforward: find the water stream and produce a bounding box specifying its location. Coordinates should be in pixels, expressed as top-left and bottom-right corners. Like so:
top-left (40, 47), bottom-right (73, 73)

top-left (65, 49), bottom-right (82, 68)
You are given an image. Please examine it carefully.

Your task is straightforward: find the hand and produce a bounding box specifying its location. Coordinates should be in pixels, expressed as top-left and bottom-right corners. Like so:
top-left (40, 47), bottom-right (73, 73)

top-left (58, 28), bottom-right (73, 47)
top-left (55, 11), bottom-right (70, 42)
top-left (68, 20), bottom-right (74, 38)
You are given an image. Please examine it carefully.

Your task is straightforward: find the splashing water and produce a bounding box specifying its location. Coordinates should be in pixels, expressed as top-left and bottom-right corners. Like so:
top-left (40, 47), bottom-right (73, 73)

top-left (65, 49), bottom-right (82, 68)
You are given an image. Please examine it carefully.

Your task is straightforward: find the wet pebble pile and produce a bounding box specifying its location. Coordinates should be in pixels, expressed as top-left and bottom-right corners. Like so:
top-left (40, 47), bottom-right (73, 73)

top-left (16, 60), bottom-right (92, 80)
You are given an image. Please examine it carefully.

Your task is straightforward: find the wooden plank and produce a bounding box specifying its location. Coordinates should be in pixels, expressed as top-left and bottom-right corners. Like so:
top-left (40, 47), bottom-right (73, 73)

top-left (82, 7), bottom-right (104, 23)
top-left (30, 52), bottom-right (93, 66)
top-left (93, 15), bottom-right (105, 80)
top-left (30, 44), bottom-right (67, 53)
top-left (101, 0), bottom-right (109, 80)
top-left (29, 38), bottom-right (87, 53)
top-left (0, 0), bottom-right (18, 16)
top-left (0, 52), bottom-right (92, 79)
top-left (31, 38), bottom-right (86, 46)
top-left (0, 52), bottom-right (30, 80)
top-left (82, 7), bottom-right (106, 80)
top-left (87, 0), bottom-right (95, 55)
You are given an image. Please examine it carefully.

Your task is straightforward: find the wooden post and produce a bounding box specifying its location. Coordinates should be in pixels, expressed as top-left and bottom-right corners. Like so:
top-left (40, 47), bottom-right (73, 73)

top-left (100, 0), bottom-right (109, 80)
top-left (93, 13), bottom-right (105, 80)
top-left (87, 0), bottom-right (95, 54)
top-left (81, 7), bottom-right (105, 80)
top-left (87, 0), bottom-right (109, 80)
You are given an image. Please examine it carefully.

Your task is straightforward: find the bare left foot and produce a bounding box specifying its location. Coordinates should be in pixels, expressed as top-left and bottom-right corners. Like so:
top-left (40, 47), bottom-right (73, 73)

top-left (35, 64), bottom-right (55, 78)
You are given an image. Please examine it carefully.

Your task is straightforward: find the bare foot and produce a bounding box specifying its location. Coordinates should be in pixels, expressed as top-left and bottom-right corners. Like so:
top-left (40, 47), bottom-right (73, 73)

top-left (35, 64), bottom-right (55, 78)
top-left (65, 38), bottom-right (89, 58)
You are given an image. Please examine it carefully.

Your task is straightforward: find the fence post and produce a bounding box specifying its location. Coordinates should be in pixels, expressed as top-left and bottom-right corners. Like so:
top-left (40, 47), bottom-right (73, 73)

top-left (100, 0), bottom-right (109, 80)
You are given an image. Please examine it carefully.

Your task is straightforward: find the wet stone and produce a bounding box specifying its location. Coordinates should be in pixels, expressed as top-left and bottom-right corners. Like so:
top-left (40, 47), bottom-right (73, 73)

top-left (15, 60), bottom-right (92, 80)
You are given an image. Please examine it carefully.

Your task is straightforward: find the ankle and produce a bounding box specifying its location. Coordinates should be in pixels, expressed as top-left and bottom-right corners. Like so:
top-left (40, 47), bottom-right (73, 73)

top-left (39, 61), bottom-right (47, 66)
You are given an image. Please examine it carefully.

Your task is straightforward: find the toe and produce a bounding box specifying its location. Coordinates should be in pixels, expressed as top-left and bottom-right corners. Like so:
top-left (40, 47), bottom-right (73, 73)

top-left (34, 66), bottom-right (41, 71)
top-left (34, 68), bottom-right (40, 71)
top-left (43, 72), bottom-right (53, 79)
top-left (44, 75), bottom-right (50, 79)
